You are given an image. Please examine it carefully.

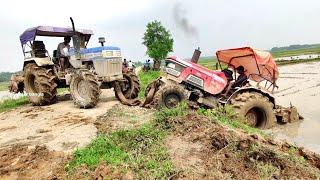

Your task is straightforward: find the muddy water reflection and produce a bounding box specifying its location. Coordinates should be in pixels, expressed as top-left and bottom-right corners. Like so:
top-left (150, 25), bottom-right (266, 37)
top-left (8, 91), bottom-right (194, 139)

top-left (269, 62), bottom-right (320, 153)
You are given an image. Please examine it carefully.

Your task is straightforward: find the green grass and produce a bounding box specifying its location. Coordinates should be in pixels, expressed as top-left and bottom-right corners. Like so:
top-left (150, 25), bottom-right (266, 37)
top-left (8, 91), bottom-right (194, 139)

top-left (276, 58), bottom-right (320, 66)
top-left (67, 119), bottom-right (175, 179)
top-left (138, 70), bottom-right (161, 98)
top-left (0, 97), bottom-right (29, 113)
top-left (0, 82), bottom-right (9, 91)
top-left (57, 88), bottom-right (69, 95)
top-left (271, 47), bottom-right (320, 58)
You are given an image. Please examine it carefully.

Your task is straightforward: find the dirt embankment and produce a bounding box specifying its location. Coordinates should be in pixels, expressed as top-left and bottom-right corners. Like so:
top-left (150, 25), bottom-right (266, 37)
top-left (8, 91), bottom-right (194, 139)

top-left (69, 104), bottom-right (320, 179)
top-left (165, 112), bottom-right (320, 179)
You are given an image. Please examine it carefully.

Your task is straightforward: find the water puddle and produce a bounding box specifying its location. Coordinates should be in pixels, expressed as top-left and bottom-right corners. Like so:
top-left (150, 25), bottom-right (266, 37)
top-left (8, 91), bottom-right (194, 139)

top-left (269, 62), bottom-right (320, 153)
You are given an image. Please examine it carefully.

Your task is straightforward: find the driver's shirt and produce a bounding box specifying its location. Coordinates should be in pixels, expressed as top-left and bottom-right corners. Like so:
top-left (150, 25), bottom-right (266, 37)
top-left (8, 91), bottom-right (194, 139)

top-left (57, 42), bottom-right (70, 57)
top-left (233, 73), bottom-right (248, 87)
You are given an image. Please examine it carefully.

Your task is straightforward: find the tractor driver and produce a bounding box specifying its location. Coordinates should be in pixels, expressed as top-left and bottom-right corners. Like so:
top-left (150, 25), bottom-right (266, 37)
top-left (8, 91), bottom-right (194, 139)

top-left (57, 37), bottom-right (71, 72)
top-left (232, 66), bottom-right (248, 88)
top-left (221, 66), bottom-right (248, 96)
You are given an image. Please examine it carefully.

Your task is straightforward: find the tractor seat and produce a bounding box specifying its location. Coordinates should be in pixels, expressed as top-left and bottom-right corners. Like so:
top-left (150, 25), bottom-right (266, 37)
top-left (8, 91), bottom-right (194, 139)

top-left (32, 41), bottom-right (47, 58)
top-left (52, 50), bottom-right (59, 64)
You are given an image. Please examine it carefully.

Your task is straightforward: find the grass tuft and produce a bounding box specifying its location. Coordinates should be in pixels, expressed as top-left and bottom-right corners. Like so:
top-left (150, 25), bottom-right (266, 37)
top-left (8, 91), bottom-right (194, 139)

top-left (67, 123), bottom-right (174, 179)
top-left (138, 70), bottom-right (161, 98)
top-left (0, 97), bottom-right (29, 113)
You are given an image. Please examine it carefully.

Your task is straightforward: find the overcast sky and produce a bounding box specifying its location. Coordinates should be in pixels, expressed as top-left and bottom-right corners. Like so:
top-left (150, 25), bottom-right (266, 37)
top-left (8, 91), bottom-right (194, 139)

top-left (0, 0), bottom-right (319, 72)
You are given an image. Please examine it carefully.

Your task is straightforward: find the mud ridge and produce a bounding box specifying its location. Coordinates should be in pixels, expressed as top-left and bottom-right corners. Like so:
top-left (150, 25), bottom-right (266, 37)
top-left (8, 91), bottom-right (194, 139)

top-left (165, 112), bottom-right (320, 179)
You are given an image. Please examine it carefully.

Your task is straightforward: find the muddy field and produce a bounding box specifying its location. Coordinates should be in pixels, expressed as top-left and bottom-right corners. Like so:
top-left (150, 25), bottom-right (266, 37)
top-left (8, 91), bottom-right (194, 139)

top-left (271, 61), bottom-right (320, 154)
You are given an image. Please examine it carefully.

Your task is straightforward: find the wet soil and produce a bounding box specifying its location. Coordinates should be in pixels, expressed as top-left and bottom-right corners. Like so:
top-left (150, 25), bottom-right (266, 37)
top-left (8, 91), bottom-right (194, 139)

top-left (0, 89), bottom-right (119, 179)
top-left (95, 103), bottom-right (155, 133)
top-left (0, 144), bottom-right (68, 180)
top-left (165, 112), bottom-right (320, 179)
top-left (0, 90), bottom-right (117, 153)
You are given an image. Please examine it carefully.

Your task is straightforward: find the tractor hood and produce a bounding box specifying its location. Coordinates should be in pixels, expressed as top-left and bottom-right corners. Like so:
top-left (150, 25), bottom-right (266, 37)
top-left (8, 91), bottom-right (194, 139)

top-left (167, 56), bottom-right (227, 84)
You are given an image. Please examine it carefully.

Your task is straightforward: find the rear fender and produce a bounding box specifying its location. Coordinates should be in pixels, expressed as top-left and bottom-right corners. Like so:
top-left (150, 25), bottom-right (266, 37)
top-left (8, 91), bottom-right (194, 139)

top-left (226, 87), bottom-right (275, 107)
top-left (23, 57), bottom-right (54, 68)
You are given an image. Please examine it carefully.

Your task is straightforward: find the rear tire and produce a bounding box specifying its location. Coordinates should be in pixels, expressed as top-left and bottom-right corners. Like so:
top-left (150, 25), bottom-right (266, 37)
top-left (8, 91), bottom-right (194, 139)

top-left (70, 69), bottom-right (100, 108)
top-left (230, 92), bottom-right (276, 129)
top-left (153, 84), bottom-right (187, 109)
top-left (115, 72), bottom-right (140, 100)
top-left (24, 63), bottom-right (57, 105)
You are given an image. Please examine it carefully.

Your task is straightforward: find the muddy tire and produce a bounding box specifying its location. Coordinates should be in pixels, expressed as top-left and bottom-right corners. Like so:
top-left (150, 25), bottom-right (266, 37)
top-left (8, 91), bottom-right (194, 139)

top-left (70, 69), bottom-right (100, 108)
top-left (23, 63), bottom-right (57, 105)
top-left (144, 82), bottom-right (153, 97)
top-left (115, 72), bottom-right (140, 99)
top-left (230, 92), bottom-right (276, 129)
top-left (153, 84), bottom-right (187, 109)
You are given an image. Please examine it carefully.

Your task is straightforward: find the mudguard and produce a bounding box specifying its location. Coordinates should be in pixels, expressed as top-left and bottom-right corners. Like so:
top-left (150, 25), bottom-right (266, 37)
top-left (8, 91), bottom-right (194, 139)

top-left (226, 87), bottom-right (275, 106)
top-left (23, 57), bottom-right (54, 67)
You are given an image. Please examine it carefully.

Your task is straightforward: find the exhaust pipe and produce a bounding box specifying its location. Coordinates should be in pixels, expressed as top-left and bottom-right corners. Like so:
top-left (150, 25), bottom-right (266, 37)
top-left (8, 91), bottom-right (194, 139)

top-left (191, 47), bottom-right (201, 64)
top-left (70, 17), bottom-right (81, 60)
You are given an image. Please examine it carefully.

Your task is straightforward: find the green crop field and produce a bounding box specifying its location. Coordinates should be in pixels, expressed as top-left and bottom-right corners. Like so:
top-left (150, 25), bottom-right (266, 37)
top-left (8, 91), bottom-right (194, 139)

top-left (0, 82), bottom-right (9, 91)
top-left (271, 47), bottom-right (320, 58)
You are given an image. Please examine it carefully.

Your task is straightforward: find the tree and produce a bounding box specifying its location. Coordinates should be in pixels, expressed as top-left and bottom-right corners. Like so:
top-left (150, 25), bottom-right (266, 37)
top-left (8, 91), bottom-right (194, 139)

top-left (142, 20), bottom-right (174, 70)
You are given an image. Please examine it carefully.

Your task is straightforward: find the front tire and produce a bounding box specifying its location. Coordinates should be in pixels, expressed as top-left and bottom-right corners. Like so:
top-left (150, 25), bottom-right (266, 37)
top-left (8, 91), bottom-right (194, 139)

top-left (70, 69), bottom-right (100, 108)
top-left (24, 63), bottom-right (57, 105)
top-left (230, 92), bottom-right (276, 129)
top-left (153, 84), bottom-right (187, 109)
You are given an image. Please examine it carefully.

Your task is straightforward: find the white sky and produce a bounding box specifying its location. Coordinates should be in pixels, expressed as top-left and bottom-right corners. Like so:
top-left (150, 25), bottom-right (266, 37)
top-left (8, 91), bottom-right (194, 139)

top-left (0, 0), bottom-right (319, 72)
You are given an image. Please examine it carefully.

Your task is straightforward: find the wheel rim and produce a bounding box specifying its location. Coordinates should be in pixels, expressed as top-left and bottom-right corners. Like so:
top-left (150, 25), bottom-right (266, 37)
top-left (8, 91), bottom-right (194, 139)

top-left (164, 93), bottom-right (180, 108)
top-left (245, 107), bottom-right (266, 127)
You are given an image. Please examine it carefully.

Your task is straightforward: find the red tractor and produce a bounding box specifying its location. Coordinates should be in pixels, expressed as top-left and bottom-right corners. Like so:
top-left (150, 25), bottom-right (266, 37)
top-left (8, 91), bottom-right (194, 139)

top-left (145, 47), bottom-right (299, 129)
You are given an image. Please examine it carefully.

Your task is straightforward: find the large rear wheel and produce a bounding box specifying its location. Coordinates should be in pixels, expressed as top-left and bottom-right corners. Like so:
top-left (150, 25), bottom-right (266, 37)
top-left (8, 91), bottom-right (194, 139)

top-left (24, 63), bottom-right (57, 105)
top-left (115, 72), bottom-right (140, 100)
top-left (230, 92), bottom-right (276, 129)
top-left (70, 69), bottom-right (100, 108)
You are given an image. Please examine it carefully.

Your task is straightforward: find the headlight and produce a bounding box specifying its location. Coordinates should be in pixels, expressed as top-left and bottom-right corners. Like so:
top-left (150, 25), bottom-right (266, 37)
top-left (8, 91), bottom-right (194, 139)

top-left (165, 61), bottom-right (186, 77)
top-left (167, 63), bottom-right (175, 69)
top-left (166, 67), bottom-right (181, 77)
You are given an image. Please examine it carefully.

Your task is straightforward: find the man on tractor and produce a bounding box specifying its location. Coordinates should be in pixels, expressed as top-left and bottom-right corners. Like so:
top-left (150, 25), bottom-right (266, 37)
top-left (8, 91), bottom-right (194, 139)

top-left (57, 36), bottom-right (71, 72)
top-left (233, 66), bottom-right (248, 88)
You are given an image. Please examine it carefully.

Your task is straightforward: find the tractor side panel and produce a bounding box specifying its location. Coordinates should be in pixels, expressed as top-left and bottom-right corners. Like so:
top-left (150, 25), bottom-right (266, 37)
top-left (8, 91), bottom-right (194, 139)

top-left (178, 67), bottom-right (228, 95)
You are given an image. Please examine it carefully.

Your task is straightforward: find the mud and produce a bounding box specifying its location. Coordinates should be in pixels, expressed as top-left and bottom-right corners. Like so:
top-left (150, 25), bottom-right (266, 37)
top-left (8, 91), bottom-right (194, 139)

top-left (0, 144), bottom-right (68, 179)
top-left (95, 104), bottom-right (155, 133)
top-left (165, 112), bottom-right (320, 179)
top-left (270, 62), bottom-right (320, 154)
top-left (0, 89), bottom-right (118, 153)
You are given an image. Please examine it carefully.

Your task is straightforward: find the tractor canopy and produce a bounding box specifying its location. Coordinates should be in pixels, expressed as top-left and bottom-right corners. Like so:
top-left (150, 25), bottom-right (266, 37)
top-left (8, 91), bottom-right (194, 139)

top-left (20, 26), bottom-right (93, 46)
top-left (216, 47), bottom-right (279, 83)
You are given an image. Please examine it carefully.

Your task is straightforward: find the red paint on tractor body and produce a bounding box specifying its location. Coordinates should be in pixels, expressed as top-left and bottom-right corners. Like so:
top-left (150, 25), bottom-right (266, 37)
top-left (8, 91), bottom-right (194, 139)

top-left (167, 56), bottom-right (228, 94)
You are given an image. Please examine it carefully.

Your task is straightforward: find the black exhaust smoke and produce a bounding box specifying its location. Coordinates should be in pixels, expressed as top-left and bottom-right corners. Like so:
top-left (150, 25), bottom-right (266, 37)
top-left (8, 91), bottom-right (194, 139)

top-left (191, 47), bottom-right (201, 63)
